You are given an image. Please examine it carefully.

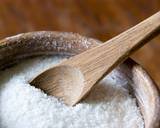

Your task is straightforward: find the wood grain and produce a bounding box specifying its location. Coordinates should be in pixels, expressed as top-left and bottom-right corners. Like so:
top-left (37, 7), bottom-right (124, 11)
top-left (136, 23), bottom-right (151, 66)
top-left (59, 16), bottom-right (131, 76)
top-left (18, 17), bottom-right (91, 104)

top-left (0, 0), bottom-right (160, 89)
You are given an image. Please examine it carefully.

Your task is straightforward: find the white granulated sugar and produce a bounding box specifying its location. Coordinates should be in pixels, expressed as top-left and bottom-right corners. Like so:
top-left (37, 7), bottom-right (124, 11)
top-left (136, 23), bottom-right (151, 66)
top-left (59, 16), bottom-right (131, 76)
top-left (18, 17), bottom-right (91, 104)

top-left (0, 56), bottom-right (144, 128)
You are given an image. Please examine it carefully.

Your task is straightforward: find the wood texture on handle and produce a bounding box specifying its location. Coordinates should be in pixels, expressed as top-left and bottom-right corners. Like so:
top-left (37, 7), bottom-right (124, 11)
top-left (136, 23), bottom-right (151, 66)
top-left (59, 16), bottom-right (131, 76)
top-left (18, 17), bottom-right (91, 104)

top-left (63, 11), bottom-right (160, 96)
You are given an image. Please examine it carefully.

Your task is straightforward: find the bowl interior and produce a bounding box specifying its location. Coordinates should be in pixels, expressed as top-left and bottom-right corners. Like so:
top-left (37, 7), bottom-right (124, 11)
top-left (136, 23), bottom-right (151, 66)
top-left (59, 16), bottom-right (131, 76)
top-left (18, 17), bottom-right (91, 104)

top-left (0, 31), bottom-right (159, 128)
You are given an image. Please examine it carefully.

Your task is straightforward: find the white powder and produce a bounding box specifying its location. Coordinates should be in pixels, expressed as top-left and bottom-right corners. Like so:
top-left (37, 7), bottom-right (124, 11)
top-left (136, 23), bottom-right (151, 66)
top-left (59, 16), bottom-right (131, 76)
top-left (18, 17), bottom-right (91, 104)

top-left (0, 56), bottom-right (144, 128)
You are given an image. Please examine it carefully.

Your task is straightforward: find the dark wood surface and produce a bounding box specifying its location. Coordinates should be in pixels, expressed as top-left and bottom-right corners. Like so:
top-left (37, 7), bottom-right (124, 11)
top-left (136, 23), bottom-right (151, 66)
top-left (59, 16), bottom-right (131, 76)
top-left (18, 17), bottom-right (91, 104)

top-left (0, 0), bottom-right (160, 89)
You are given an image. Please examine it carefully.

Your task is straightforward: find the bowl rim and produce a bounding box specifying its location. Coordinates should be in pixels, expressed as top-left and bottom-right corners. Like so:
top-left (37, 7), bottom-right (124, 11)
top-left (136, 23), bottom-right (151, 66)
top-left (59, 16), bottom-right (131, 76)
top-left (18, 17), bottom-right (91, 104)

top-left (0, 31), bottom-right (159, 128)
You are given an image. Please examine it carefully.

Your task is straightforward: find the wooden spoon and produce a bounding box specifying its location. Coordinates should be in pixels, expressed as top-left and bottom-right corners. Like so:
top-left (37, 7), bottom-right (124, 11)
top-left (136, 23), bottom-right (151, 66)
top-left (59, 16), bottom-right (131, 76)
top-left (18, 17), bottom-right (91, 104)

top-left (31, 11), bottom-right (160, 106)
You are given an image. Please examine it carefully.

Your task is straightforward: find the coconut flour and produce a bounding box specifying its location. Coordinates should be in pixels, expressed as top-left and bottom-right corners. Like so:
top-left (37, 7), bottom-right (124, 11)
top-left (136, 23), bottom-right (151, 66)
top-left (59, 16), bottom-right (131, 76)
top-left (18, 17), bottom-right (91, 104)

top-left (0, 56), bottom-right (144, 128)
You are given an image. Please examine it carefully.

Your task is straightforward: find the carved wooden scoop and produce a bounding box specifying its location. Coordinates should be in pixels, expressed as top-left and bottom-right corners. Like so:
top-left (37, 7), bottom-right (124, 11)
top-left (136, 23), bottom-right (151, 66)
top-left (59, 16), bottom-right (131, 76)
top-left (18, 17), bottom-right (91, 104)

top-left (31, 12), bottom-right (160, 106)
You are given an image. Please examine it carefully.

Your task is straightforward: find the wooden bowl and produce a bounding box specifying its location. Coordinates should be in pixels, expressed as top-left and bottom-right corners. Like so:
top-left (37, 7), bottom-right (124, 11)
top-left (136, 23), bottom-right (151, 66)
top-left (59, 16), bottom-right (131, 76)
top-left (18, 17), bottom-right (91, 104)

top-left (0, 31), bottom-right (159, 128)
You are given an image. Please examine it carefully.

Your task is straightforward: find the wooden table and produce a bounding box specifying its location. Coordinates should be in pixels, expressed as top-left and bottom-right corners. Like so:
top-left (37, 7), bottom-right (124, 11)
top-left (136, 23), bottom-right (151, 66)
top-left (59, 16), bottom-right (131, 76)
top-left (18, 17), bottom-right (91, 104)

top-left (0, 0), bottom-right (160, 89)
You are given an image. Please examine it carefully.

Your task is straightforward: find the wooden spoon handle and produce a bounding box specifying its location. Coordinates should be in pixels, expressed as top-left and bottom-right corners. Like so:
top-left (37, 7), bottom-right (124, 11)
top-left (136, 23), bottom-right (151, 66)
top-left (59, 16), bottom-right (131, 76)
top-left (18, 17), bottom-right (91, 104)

top-left (64, 11), bottom-right (160, 88)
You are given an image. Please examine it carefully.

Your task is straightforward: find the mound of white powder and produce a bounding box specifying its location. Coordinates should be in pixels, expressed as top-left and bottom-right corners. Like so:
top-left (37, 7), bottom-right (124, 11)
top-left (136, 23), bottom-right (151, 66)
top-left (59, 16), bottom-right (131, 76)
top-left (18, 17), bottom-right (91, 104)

top-left (0, 56), bottom-right (144, 128)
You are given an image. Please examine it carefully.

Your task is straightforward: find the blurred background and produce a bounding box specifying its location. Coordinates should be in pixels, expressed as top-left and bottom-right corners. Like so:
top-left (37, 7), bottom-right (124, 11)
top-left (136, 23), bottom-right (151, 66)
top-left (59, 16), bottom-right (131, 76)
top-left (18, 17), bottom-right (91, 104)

top-left (0, 0), bottom-right (160, 89)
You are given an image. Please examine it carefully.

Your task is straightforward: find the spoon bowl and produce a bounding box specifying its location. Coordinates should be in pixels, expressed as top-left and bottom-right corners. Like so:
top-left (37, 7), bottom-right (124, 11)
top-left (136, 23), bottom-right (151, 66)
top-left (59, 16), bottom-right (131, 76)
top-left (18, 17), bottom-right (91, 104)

top-left (31, 65), bottom-right (85, 106)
